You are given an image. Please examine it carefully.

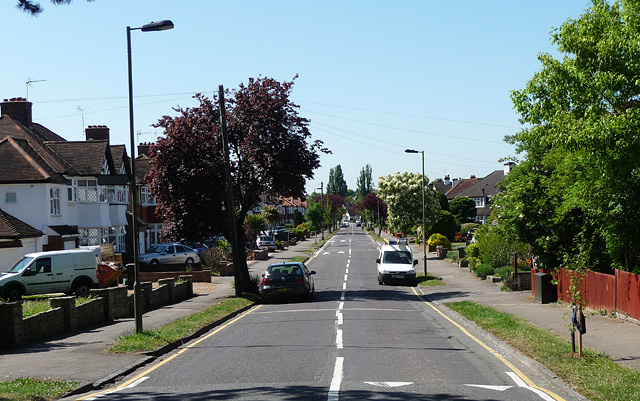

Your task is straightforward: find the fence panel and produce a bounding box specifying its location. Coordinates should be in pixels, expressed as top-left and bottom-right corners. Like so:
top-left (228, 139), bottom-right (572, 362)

top-left (617, 270), bottom-right (640, 320)
top-left (586, 270), bottom-right (616, 312)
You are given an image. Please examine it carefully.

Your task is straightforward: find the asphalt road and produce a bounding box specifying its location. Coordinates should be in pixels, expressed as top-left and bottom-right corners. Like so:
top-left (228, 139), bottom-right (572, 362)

top-left (74, 225), bottom-right (582, 401)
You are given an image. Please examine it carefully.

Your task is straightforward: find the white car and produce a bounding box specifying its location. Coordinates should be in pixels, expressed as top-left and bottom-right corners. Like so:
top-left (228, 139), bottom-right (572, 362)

top-left (376, 242), bottom-right (418, 286)
top-left (256, 235), bottom-right (276, 251)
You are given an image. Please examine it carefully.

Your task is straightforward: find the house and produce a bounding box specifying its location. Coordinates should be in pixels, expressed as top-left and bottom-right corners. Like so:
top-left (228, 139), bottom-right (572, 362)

top-left (0, 97), bottom-right (130, 268)
top-left (454, 162), bottom-right (514, 224)
top-left (133, 143), bottom-right (165, 250)
top-left (251, 194), bottom-right (307, 226)
top-left (0, 208), bottom-right (44, 265)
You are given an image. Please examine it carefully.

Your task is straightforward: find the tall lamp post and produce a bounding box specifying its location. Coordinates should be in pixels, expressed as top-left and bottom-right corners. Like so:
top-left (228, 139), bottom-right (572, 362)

top-left (405, 149), bottom-right (427, 276)
top-left (127, 19), bottom-right (174, 333)
top-left (317, 182), bottom-right (324, 240)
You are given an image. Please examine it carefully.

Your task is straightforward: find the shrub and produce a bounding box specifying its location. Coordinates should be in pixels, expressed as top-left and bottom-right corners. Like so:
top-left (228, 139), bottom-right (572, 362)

top-left (465, 243), bottom-right (480, 258)
top-left (296, 222), bottom-right (310, 232)
top-left (202, 247), bottom-right (229, 270)
top-left (467, 256), bottom-right (481, 271)
top-left (496, 266), bottom-right (514, 280)
top-left (429, 210), bottom-right (457, 242)
top-left (474, 224), bottom-right (531, 268)
top-left (475, 263), bottom-right (495, 279)
top-left (428, 233), bottom-right (451, 250)
top-left (446, 250), bottom-right (458, 262)
top-left (461, 222), bottom-right (480, 236)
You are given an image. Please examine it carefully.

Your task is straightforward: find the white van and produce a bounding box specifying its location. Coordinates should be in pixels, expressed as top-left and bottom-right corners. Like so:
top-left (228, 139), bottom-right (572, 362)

top-left (376, 242), bottom-right (418, 286)
top-left (0, 249), bottom-right (98, 301)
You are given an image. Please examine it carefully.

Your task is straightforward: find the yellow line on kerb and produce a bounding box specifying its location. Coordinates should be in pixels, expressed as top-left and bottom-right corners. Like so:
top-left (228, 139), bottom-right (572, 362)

top-left (75, 305), bottom-right (262, 400)
top-left (411, 287), bottom-right (566, 401)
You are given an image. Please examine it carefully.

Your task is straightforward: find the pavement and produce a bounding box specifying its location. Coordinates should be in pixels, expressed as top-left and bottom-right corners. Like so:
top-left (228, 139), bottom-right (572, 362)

top-left (1, 227), bottom-right (639, 398)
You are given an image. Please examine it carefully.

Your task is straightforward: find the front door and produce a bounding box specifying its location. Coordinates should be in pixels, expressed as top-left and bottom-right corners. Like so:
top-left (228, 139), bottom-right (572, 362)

top-left (21, 257), bottom-right (56, 295)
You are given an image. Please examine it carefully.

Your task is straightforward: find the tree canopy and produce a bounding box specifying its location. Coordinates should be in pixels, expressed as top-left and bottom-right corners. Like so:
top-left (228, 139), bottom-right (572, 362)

top-left (377, 171), bottom-right (440, 236)
top-left (355, 164), bottom-right (374, 200)
top-left (148, 76), bottom-right (329, 291)
top-left (449, 196), bottom-right (476, 224)
top-left (17, 0), bottom-right (93, 15)
top-left (327, 165), bottom-right (348, 197)
top-left (496, 0), bottom-right (640, 273)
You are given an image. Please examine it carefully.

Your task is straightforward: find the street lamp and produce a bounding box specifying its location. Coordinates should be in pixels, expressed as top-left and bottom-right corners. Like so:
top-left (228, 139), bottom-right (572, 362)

top-left (317, 182), bottom-right (324, 240)
top-left (127, 19), bottom-right (174, 333)
top-left (405, 149), bottom-right (427, 276)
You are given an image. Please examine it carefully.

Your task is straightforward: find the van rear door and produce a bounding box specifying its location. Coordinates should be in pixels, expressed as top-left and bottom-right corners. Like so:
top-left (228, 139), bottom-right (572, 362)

top-left (52, 254), bottom-right (74, 292)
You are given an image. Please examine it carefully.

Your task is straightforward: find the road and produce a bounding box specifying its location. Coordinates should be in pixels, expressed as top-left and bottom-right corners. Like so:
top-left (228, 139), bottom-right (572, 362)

top-left (75, 225), bottom-right (580, 401)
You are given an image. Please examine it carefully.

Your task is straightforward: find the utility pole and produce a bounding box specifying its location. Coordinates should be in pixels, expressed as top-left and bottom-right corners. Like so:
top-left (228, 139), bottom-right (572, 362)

top-left (218, 85), bottom-right (242, 297)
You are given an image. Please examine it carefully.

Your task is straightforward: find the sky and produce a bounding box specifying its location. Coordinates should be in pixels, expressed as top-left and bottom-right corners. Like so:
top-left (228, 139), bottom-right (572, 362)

top-left (0, 0), bottom-right (590, 195)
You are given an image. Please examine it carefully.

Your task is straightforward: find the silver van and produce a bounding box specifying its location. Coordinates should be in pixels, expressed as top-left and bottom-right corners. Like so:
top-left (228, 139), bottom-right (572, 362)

top-left (0, 249), bottom-right (98, 301)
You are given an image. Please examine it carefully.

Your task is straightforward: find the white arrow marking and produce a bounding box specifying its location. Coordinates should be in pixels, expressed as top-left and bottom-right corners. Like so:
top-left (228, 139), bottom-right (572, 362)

top-left (506, 372), bottom-right (555, 401)
top-left (340, 240), bottom-right (346, 242)
top-left (323, 252), bottom-right (330, 255)
top-left (338, 251), bottom-right (345, 254)
top-left (364, 382), bottom-right (413, 388)
top-left (465, 384), bottom-right (512, 391)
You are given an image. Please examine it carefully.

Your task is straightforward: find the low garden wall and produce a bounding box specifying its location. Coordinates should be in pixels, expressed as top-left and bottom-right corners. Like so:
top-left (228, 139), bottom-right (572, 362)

top-left (0, 275), bottom-right (194, 347)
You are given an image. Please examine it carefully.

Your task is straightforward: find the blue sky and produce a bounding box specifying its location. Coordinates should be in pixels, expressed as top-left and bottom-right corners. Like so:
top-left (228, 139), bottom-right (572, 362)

top-left (1, 0), bottom-right (589, 195)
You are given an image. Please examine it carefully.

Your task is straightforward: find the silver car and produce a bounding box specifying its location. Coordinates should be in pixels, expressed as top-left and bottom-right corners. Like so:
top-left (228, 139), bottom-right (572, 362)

top-left (139, 243), bottom-right (200, 268)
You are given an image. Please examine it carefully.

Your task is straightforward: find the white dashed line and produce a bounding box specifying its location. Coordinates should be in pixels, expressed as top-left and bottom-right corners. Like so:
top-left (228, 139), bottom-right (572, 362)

top-left (340, 292), bottom-right (345, 300)
top-left (336, 329), bottom-right (343, 349)
top-left (338, 302), bottom-right (344, 310)
top-left (337, 312), bottom-right (343, 325)
top-left (342, 282), bottom-right (347, 290)
top-left (328, 357), bottom-right (344, 401)
top-left (344, 274), bottom-right (348, 281)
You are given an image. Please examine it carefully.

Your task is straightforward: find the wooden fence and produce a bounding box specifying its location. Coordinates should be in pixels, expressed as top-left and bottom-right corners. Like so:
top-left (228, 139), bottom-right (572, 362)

top-left (531, 267), bottom-right (640, 320)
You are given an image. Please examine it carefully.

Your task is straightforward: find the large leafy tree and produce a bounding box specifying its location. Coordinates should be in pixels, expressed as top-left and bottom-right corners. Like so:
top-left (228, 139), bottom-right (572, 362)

top-left (449, 196), bottom-right (476, 224)
top-left (360, 192), bottom-right (387, 235)
top-left (148, 76), bottom-right (329, 292)
top-left (327, 165), bottom-right (348, 197)
top-left (497, 0), bottom-right (640, 272)
top-left (377, 171), bottom-right (440, 237)
top-left (355, 164), bottom-right (374, 200)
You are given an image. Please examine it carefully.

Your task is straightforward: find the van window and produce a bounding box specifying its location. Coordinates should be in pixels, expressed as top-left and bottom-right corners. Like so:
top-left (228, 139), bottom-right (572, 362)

top-left (383, 251), bottom-right (413, 264)
top-left (7, 256), bottom-right (34, 273)
top-left (35, 257), bottom-right (52, 273)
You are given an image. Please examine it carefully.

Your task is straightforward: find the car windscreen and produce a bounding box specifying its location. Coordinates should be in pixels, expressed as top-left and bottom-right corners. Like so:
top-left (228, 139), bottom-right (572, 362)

top-left (266, 265), bottom-right (302, 276)
top-left (7, 256), bottom-right (34, 273)
top-left (145, 245), bottom-right (166, 254)
top-left (383, 251), bottom-right (413, 264)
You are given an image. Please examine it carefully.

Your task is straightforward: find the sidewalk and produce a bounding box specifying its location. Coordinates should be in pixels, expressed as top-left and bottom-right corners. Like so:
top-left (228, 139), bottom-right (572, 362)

top-left (376, 229), bottom-right (640, 371)
top-left (0, 236), bottom-right (321, 392)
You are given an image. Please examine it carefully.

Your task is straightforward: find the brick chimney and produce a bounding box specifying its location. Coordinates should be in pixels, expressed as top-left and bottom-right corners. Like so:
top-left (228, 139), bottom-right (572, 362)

top-left (137, 142), bottom-right (151, 157)
top-left (1, 97), bottom-right (32, 126)
top-left (444, 174), bottom-right (450, 186)
top-left (504, 162), bottom-right (515, 175)
top-left (85, 125), bottom-right (110, 143)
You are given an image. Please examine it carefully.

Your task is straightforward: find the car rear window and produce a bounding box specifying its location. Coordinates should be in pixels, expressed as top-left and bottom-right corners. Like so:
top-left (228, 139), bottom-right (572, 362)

top-left (267, 265), bottom-right (302, 276)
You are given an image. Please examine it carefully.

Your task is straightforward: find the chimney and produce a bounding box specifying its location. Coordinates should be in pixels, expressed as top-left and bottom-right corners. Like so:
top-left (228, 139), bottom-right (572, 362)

top-left (504, 162), bottom-right (515, 175)
top-left (85, 125), bottom-right (110, 143)
top-left (137, 142), bottom-right (151, 157)
top-left (444, 174), bottom-right (450, 186)
top-left (470, 174), bottom-right (476, 179)
top-left (452, 177), bottom-right (460, 187)
top-left (1, 97), bottom-right (32, 126)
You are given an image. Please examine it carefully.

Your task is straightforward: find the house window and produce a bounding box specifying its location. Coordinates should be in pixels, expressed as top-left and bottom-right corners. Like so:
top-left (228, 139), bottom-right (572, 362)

top-left (78, 228), bottom-right (100, 246)
top-left (140, 186), bottom-right (157, 206)
top-left (66, 179), bottom-right (76, 202)
top-left (50, 188), bottom-right (61, 215)
top-left (472, 197), bottom-right (485, 208)
top-left (5, 192), bottom-right (17, 203)
top-left (77, 179), bottom-right (98, 202)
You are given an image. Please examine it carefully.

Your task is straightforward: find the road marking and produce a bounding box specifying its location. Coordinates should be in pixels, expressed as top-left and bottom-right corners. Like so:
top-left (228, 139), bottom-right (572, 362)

top-left (338, 302), bottom-right (344, 310)
top-left (341, 292), bottom-right (345, 300)
top-left (337, 312), bottom-right (343, 325)
top-left (338, 251), bottom-right (345, 254)
top-left (345, 268), bottom-right (349, 274)
top-left (411, 288), bottom-right (566, 401)
top-left (336, 329), bottom-right (343, 349)
top-left (323, 252), bottom-right (330, 255)
top-left (328, 357), bottom-right (344, 401)
top-left (506, 372), bottom-right (556, 401)
top-left (344, 274), bottom-right (348, 281)
top-left (365, 381), bottom-right (413, 388)
top-left (342, 282), bottom-right (347, 290)
top-left (75, 306), bottom-right (262, 400)
top-left (465, 384), bottom-right (511, 391)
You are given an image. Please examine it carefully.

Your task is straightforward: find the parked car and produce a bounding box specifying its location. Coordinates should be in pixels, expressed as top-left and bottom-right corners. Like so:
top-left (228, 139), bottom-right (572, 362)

top-left (256, 235), bottom-right (276, 251)
top-left (260, 262), bottom-right (316, 302)
top-left (376, 243), bottom-right (417, 286)
top-left (1, 249), bottom-right (98, 301)
top-left (185, 242), bottom-right (209, 257)
top-left (139, 243), bottom-right (200, 268)
top-left (274, 225), bottom-right (286, 235)
top-left (341, 221), bottom-right (349, 228)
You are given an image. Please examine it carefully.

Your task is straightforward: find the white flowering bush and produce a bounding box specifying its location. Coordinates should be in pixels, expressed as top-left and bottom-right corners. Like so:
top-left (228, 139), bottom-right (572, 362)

top-left (377, 171), bottom-right (440, 236)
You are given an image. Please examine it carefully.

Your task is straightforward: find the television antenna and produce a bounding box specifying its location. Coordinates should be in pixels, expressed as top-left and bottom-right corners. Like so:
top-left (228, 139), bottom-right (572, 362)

top-left (77, 106), bottom-right (86, 136)
top-left (26, 78), bottom-right (46, 100)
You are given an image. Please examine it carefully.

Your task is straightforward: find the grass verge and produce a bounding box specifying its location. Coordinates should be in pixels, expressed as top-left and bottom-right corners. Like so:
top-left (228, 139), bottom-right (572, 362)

top-left (446, 300), bottom-right (640, 401)
top-left (107, 295), bottom-right (255, 353)
top-left (0, 377), bottom-right (78, 401)
top-left (417, 273), bottom-right (445, 287)
top-left (20, 296), bottom-right (94, 318)
top-left (289, 256), bottom-right (308, 263)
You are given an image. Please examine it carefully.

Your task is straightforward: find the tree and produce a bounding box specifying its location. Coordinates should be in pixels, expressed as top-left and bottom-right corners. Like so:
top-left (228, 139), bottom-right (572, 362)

top-left (17, 0), bottom-right (93, 15)
top-left (436, 191), bottom-right (450, 212)
top-left (245, 214), bottom-right (267, 249)
top-left (377, 171), bottom-right (440, 237)
top-left (325, 193), bottom-right (347, 231)
top-left (261, 206), bottom-right (281, 232)
top-left (497, 0), bottom-right (640, 272)
top-left (430, 210), bottom-right (457, 242)
top-left (148, 76), bottom-right (329, 292)
top-left (327, 165), bottom-right (348, 197)
top-left (449, 196), bottom-right (476, 223)
top-left (305, 202), bottom-right (324, 239)
top-left (355, 164), bottom-right (374, 200)
top-left (360, 192), bottom-right (387, 235)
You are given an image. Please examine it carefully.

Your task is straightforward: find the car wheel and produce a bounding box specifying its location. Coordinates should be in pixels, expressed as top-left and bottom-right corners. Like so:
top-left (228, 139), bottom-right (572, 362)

top-left (150, 259), bottom-right (160, 266)
top-left (4, 285), bottom-right (23, 301)
top-left (185, 258), bottom-right (194, 268)
top-left (74, 281), bottom-right (92, 297)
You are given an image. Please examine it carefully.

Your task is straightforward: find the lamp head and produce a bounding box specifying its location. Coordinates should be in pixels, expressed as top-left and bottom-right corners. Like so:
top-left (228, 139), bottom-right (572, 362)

top-left (141, 20), bottom-right (174, 32)
top-left (405, 149), bottom-right (419, 154)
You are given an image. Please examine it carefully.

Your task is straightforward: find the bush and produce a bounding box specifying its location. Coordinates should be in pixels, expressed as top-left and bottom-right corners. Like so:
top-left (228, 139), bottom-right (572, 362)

top-left (467, 256), bottom-right (481, 271)
top-left (446, 250), bottom-right (458, 262)
top-left (465, 243), bottom-right (480, 258)
top-left (428, 233), bottom-right (451, 250)
top-left (202, 247), bottom-right (229, 270)
top-left (475, 263), bottom-right (495, 279)
top-left (496, 266), bottom-right (514, 280)
top-left (461, 222), bottom-right (480, 236)
top-left (474, 224), bottom-right (531, 268)
top-left (429, 210), bottom-right (457, 242)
